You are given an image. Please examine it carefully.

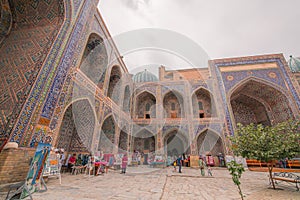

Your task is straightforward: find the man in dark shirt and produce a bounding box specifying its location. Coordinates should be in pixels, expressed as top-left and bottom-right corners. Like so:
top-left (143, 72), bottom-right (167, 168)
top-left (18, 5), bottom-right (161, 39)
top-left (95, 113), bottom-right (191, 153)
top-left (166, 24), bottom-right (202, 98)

top-left (177, 156), bottom-right (182, 173)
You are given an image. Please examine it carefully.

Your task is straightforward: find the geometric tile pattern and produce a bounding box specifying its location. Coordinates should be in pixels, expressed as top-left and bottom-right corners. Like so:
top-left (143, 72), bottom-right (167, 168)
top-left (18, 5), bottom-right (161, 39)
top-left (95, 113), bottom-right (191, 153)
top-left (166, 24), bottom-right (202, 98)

top-left (1, 1), bottom-right (298, 162)
top-left (0, 0), bottom-right (64, 136)
top-left (0, 0), bottom-right (12, 44)
top-left (213, 56), bottom-right (300, 136)
top-left (231, 80), bottom-right (293, 125)
top-left (40, 0), bottom-right (91, 123)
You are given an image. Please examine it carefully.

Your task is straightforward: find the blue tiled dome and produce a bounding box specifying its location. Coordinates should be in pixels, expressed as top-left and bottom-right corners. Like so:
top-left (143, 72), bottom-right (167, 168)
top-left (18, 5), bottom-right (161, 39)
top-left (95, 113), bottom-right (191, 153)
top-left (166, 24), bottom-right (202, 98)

top-left (133, 69), bottom-right (158, 83)
top-left (288, 55), bottom-right (300, 72)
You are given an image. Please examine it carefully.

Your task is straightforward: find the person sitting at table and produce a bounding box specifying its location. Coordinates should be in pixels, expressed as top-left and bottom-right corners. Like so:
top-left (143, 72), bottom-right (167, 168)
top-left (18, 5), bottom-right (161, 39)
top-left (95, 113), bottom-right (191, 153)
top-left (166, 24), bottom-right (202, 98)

top-left (68, 153), bottom-right (76, 172)
top-left (76, 154), bottom-right (82, 166)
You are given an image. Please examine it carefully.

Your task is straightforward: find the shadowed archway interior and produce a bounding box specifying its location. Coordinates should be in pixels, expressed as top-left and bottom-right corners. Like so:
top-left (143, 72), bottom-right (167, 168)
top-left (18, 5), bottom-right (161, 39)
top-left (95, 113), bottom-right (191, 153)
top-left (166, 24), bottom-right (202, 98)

top-left (197, 130), bottom-right (223, 156)
top-left (57, 99), bottom-right (95, 153)
top-left (99, 115), bottom-right (116, 153)
top-left (230, 80), bottom-right (293, 126)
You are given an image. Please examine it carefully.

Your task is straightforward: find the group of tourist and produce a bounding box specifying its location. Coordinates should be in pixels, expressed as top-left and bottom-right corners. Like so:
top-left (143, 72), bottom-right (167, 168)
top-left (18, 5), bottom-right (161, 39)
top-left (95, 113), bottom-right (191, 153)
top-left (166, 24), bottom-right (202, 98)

top-left (132, 150), bottom-right (157, 165)
top-left (54, 150), bottom-right (130, 175)
top-left (171, 154), bottom-right (217, 176)
top-left (172, 154), bottom-right (190, 173)
top-left (198, 156), bottom-right (213, 176)
top-left (168, 154), bottom-right (190, 168)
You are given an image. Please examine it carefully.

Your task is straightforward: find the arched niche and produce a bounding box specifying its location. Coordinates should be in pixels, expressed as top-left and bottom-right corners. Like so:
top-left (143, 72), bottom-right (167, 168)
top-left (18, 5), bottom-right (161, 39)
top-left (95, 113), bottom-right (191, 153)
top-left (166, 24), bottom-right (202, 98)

top-left (98, 115), bottom-right (116, 153)
top-left (118, 130), bottom-right (128, 153)
top-left (107, 66), bottom-right (122, 103)
top-left (56, 99), bottom-right (95, 153)
top-left (196, 129), bottom-right (224, 156)
top-left (163, 91), bottom-right (185, 118)
top-left (230, 79), bottom-right (293, 126)
top-left (123, 85), bottom-right (131, 113)
top-left (164, 129), bottom-right (189, 157)
top-left (80, 33), bottom-right (108, 88)
top-left (191, 88), bottom-right (217, 118)
top-left (135, 91), bottom-right (156, 119)
top-left (132, 129), bottom-right (155, 154)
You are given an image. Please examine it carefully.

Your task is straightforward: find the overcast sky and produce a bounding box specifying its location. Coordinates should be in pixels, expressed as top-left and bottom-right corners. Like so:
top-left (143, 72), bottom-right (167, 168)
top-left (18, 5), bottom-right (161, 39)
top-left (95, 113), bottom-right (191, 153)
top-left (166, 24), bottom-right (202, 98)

top-left (98, 0), bottom-right (300, 74)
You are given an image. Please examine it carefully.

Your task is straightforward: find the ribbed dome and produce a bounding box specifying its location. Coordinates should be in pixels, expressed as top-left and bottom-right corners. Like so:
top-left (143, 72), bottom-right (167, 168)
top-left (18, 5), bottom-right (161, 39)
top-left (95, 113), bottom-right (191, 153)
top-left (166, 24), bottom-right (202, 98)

top-left (288, 55), bottom-right (300, 72)
top-left (133, 69), bottom-right (158, 83)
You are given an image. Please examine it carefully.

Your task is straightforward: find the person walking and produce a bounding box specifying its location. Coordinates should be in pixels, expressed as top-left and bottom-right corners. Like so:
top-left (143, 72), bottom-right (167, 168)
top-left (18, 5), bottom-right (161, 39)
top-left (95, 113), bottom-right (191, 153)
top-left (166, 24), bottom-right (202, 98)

top-left (173, 159), bottom-right (177, 172)
top-left (121, 154), bottom-right (128, 174)
top-left (207, 166), bottom-right (213, 176)
top-left (177, 155), bottom-right (182, 173)
top-left (198, 157), bottom-right (206, 176)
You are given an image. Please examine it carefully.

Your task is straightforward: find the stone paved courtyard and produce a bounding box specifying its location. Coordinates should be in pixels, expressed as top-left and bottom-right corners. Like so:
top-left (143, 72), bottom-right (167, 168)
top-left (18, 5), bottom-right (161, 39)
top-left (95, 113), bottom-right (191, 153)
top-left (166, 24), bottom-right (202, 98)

top-left (6, 167), bottom-right (297, 200)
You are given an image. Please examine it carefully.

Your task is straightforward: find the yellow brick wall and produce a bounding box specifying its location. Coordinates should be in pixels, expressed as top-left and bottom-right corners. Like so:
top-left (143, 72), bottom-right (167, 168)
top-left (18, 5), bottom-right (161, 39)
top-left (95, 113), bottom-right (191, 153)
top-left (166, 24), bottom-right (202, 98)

top-left (0, 148), bottom-right (35, 185)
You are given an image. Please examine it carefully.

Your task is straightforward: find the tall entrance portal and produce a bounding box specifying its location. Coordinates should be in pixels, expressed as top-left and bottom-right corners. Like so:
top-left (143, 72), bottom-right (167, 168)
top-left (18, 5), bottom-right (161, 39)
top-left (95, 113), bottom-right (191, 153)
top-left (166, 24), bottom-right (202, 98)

top-left (230, 79), bottom-right (293, 126)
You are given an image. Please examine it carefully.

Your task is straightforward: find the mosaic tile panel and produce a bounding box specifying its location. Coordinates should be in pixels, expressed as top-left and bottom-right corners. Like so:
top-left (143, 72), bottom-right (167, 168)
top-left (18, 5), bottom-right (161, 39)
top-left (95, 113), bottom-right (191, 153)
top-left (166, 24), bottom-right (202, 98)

top-left (29, 126), bottom-right (47, 148)
top-left (213, 56), bottom-right (300, 136)
top-left (133, 136), bottom-right (155, 153)
top-left (135, 85), bottom-right (157, 96)
top-left (72, 0), bottom-right (82, 16)
top-left (231, 80), bottom-right (293, 124)
top-left (1, 0), bottom-right (64, 139)
top-left (40, 0), bottom-right (91, 122)
top-left (231, 100), bottom-right (257, 125)
top-left (0, 0), bottom-right (12, 44)
top-left (56, 105), bottom-right (74, 151)
top-left (221, 68), bottom-right (286, 92)
top-left (191, 82), bottom-right (208, 92)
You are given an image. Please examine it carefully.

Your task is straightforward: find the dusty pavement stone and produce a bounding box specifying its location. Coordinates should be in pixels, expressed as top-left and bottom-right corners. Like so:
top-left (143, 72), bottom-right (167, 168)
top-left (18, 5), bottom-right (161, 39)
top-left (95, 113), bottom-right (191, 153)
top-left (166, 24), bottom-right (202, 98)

top-left (1, 166), bottom-right (299, 200)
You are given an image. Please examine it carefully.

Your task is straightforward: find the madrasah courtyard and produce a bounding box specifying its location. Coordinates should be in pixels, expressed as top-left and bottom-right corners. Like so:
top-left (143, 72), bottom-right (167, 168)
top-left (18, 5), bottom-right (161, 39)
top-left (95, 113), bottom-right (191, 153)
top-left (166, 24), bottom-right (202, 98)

top-left (0, 0), bottom-right (300, 200)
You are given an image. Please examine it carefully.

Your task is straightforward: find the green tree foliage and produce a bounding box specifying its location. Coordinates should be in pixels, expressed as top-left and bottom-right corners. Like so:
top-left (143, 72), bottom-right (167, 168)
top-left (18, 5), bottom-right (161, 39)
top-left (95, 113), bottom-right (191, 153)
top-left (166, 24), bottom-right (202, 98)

top-left (227, 161), bottom-right (245, 200)
top-left (230, 120), bottom-right (300, 189)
